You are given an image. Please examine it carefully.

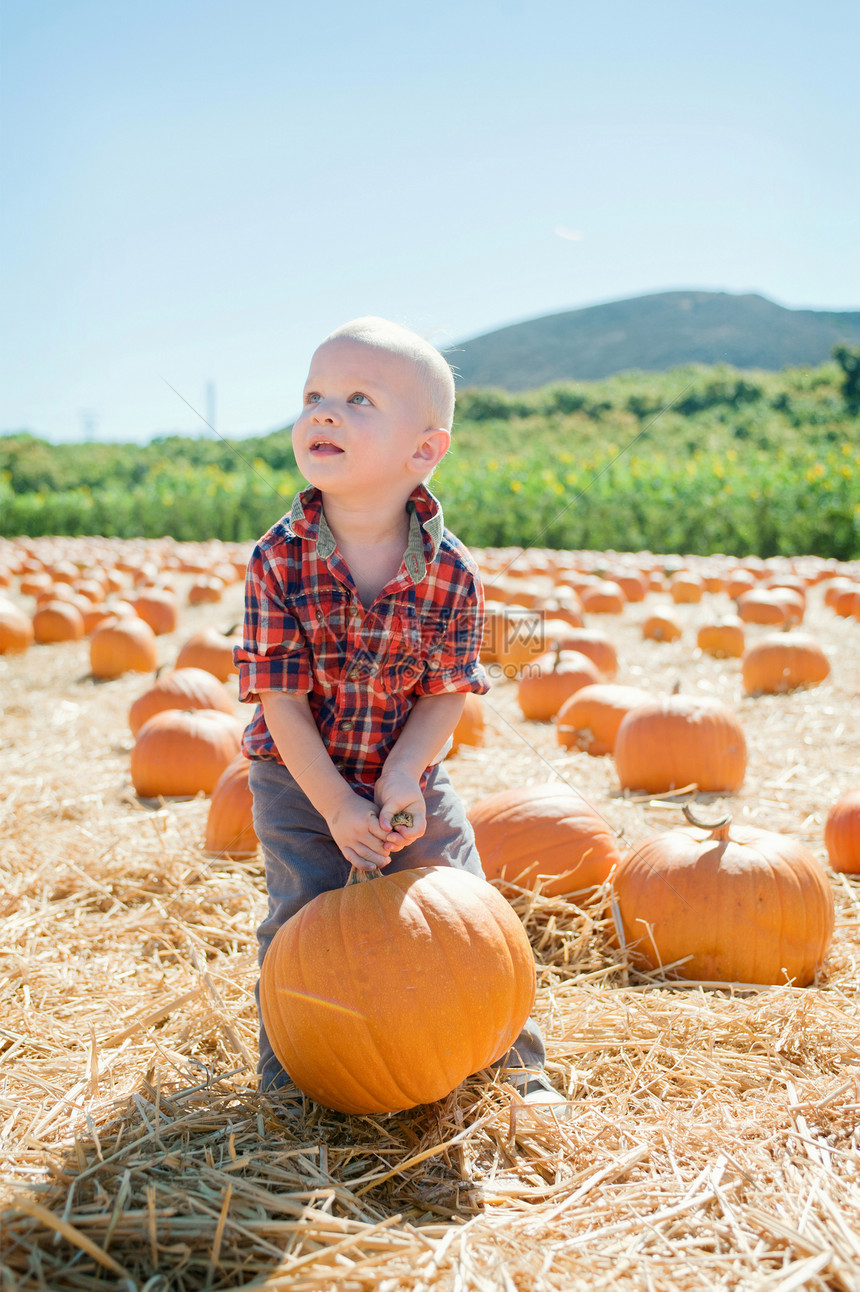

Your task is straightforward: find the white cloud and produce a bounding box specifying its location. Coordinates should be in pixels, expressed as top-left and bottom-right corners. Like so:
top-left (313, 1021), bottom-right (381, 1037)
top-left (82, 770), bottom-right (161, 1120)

top-left (554, 225), bottom-right (584, 241)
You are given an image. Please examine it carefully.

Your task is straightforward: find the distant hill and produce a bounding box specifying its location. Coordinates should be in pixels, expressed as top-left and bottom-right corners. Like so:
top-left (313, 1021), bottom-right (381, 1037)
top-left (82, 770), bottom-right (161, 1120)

top-left (447, 291), bottom-right (860, 390)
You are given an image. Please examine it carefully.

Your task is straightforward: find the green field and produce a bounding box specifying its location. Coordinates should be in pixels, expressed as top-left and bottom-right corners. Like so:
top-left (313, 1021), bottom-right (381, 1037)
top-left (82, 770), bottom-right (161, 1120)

top-left (3, 357), bottom-right (859, 557)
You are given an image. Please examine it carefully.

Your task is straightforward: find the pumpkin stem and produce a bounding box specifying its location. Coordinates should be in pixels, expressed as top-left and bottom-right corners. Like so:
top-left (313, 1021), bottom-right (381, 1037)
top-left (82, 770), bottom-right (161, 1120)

top-left (347, 864), bottom-right (383, 885)
top-left (683, 804), bottom-right (732, 835)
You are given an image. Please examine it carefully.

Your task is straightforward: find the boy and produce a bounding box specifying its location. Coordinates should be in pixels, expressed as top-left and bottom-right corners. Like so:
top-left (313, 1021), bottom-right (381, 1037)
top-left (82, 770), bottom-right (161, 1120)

top-left (235, 317), bottom-right (567, 1113)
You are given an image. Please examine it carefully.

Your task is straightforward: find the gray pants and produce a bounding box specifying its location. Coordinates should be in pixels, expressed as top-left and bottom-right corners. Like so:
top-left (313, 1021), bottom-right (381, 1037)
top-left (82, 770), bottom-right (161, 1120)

top-left (250, 757), bottom-right (546, 1093)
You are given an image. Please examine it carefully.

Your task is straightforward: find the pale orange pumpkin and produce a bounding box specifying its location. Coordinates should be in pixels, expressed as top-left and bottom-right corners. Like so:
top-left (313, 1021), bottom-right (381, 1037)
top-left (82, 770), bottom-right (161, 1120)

top-left (468, 784), bottom-right (621, 896)
top-left (736, 590), bottom-right (792, 626)
top-left (614, 695), bottom-right (747, 794)
top-left (642, 611), bottom-right (683, 642)
top-left (696, 616), bottom-right (745, 658)
top-left (131, 709), bottom-right (244, 798)
top-left (580, 580), bottom-right (625, 614)
top-left (741, 633), bottom-right (830, 695)
top-left (669, 572), bottom-right (703, 604)
top-left (556, 683), bottom-right (650, 756)
top-left (0, 597), bottom-right (35, 654)
top-left (824, 789), bottom-right (860, 874)
top-left (611, 809), bottom-right (834, 985)
top-left (259, 866), bottom-right (536, 1114)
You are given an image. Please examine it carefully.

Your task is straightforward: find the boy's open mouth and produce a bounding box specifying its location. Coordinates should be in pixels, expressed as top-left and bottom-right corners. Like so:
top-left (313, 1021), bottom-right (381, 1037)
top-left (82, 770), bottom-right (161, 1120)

top-left (309, 440), bottom-right (344, 455)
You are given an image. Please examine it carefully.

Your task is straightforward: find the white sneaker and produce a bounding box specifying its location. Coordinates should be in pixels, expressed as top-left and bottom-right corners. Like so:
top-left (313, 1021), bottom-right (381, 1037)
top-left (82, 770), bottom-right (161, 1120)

top-left (509, 1071), bottom-right (574, 1120)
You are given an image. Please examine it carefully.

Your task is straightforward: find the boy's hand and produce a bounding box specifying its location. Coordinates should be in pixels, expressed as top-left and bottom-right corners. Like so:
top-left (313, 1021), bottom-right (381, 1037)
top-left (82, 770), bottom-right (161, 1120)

top-left (375, 772), bottom-right (426, 851)
top-left (326, 791), bottom-right (393, 871)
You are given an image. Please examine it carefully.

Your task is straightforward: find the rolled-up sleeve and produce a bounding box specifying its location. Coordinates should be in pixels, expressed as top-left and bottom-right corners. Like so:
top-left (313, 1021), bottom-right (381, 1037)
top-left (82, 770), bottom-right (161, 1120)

top-left (413, 571), bottom-right (491, 697)
top-left (233, 547), bottom-right (311, 702)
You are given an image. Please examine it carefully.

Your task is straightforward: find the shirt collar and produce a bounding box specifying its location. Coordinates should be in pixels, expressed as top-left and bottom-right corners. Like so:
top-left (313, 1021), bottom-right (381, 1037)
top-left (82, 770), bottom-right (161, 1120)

top-left (288, 483), bottom-right (444, 583)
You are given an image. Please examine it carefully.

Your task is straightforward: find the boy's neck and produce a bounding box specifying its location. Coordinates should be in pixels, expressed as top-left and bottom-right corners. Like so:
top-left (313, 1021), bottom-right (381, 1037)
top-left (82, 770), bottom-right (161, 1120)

top-left (318, 489), bottom-right (413, 553)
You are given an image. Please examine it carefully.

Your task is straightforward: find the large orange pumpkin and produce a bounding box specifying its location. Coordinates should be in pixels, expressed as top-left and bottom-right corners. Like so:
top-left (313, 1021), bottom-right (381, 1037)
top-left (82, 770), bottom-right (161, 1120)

top-left (556, 683), bottom-right (650, 756)
top-left (611, 811), bottom-right (834, 985)
top-left (741, 633), bottom-right (830, 695)
top-left (131, 709), bottom-right (244, 797)
top-left (614, 695), bottom-right (747, 794)
top-left (259, 866), bottom-right (536, 1114)
top-left (129, 667), bottom-right (236, 736)
top-left (517, 649), bottom-right (601, 721)
top-left (205, 755), bottom-right (258, 857)
top-left (824, 789), bottom-right (860, 874)
top-left (90, 616), bottom-right (159, 679)
top-left (468, 784), bottom-right (621, 896)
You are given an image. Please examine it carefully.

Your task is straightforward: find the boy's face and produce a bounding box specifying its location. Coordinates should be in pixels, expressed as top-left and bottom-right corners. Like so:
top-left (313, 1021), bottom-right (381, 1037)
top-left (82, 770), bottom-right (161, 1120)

top-left (292, 339), bottom-right (443, 500)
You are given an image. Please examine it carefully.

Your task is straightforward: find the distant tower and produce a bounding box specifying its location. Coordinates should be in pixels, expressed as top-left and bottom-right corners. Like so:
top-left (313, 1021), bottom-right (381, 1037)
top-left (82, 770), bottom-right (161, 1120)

top-left (80, 410), bottom-right (97, 441)
top-left (206, 381), bottom-right (216, 434)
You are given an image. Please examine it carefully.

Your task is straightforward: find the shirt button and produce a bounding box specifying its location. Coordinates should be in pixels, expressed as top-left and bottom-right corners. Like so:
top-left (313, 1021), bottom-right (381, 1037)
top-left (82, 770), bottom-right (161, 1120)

top-left (428, 659), bottom-right (441, 671)
top-left (315, 609), bottom-right (325, 622)
top-left (339, 719), bottom-right (354, 731)
top-left (348, 666), bottom-right (360, 680)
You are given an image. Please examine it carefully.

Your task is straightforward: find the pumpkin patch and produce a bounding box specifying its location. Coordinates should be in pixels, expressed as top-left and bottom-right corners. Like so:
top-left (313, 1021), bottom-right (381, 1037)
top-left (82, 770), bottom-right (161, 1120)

top-left (0, 531), bottom-right (858, 1286)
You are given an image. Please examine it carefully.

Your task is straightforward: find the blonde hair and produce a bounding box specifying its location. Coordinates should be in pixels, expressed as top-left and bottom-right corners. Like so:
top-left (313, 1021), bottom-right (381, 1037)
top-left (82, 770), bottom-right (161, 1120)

top-left (324, 316), bottom-right (456, 431)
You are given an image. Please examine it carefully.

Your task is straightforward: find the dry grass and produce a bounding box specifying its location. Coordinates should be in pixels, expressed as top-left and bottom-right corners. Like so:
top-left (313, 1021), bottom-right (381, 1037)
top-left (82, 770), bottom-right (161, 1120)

top-left (1, 551), bottom-right (859, 1291)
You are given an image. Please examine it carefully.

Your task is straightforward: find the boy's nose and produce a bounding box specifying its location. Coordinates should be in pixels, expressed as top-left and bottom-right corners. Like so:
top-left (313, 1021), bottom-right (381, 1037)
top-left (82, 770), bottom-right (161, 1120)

top-left (311, 402), bottom-right (339, 424)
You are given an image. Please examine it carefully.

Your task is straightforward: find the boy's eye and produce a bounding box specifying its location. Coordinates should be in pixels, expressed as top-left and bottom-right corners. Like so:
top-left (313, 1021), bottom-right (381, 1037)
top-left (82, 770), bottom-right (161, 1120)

top-left (305, 392), bottom-right (322, 404)
top-left (349, 392), bottom-right (372, 405)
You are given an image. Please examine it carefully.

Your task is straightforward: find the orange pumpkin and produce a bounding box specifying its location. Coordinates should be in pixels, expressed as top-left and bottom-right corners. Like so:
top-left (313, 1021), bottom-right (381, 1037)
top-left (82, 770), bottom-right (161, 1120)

top-left (205, 755), bottom-right (258, 857)
top-left (175, 626), bottom-right (239, 682)
top-left (696, 616), bottom-right (745, 658)
top-left (468, 784), bottom-right (621, 896)
top-left (614, 695), bottom-right (747, 794)
top-left (131, 588), bottom-right (179, 636)
top-left (131, 709), bottom-right (244, 798)
top-left (32, 600), bottom-right (85, 643)
top-left (90, 616), bottom-right (159, 679)
top-left (556, 683), bottom-right (650, 756)
top-left (259, 866), bottom-right (536, 1114)
top-left (449, 693), bottom-right (487, 755)
top-left (741, 633), bottom-right (830, 695)
top-left (545, 628), bottom-right (618, 679)
top-left (188, 576), bottom-right (225, 605)
top-left (612, 810), bottom-right (834, 985)
top-left (736, 590), bottom-right (792, 626)
top-left (129, 667), bottom-right (236, 735)
top-left (824, 789), bottom-right (860, 874)
top-left (642, 611), bottom-right (683, 642)
top-left (0, 597), bottom-right (34, 654)
top-left (517, 649), bottom-right (601, 721)
top-left (580, 580), bottom-right (625, 614)
top-left (669, 573), bottom-right (703, 604)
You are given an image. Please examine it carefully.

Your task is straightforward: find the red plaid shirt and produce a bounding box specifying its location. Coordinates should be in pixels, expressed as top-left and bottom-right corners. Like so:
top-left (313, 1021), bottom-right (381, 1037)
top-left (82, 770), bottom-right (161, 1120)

top-left (235, 483), bottom-right (490, 798)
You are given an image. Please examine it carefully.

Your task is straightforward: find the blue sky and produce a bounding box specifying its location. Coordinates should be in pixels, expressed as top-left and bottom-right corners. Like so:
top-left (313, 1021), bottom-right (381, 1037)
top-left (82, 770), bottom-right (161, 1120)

top-left (2, 0), bottom-right (858, 442)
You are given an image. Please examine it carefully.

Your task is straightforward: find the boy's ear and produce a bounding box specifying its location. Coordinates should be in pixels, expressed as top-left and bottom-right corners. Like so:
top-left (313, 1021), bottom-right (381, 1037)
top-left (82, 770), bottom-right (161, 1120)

top-left (410, 428), bottom-right (450, 473)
